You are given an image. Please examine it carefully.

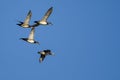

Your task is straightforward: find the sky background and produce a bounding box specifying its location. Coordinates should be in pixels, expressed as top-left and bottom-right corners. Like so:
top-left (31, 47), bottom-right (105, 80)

top-left (0, 0), bottom-right (120, 80)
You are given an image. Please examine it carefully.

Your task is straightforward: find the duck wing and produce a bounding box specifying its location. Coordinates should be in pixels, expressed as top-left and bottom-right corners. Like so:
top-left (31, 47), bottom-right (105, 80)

top-left (39, 55), bottom-right (45, 62)
top-left (24, 10), bottom-right (32, 25)
top-left (28, 27), bottom-right (35, 40)
top-left (40, 7), bottom-right (53, 22)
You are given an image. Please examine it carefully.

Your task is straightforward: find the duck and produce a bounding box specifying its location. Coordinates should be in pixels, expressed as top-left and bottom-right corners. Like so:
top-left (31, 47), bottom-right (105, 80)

top-left (20, 27), bottom-right (39, 44)
top-left (38, 49), bottom-right (54, 62)
top-left (34, 7), bottom-right (53, 27)
top-left (17, 10), bottom-right (32, 28)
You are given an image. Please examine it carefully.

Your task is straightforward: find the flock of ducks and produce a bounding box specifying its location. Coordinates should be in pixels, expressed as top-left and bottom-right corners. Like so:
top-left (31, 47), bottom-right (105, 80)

top-left (17, 7), bottom-right (54, 63)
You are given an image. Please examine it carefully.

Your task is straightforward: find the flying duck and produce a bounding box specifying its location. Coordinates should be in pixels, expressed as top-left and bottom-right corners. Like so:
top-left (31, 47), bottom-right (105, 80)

top-left (20, 27), bottom-right (39, 44)
top-left (38, 49), bottom-right (54, 63)
top-left (17, 10), bottom-right (32, 28)
top-left (34, 7), bottom-right (53, 26)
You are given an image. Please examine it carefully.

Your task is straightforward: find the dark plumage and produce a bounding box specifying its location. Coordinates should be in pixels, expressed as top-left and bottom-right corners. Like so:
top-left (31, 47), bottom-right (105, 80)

top-left (38, 49), bottom-right (54, 63)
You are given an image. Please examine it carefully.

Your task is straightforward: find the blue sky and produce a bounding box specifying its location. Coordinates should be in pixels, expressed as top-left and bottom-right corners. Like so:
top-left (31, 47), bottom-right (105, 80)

top-left (0, 0), bottom-right (120, 80)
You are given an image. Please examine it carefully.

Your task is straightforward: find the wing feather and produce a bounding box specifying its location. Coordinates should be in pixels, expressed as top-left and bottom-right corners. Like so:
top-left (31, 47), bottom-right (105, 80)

top-left (41, 7), bottom-right (53, 21)
top-left (28, 27), bottom-right (35, 40)
top-left (39, 55), bottom-right (45, 62)
top-left (24, 10), bottom-right (32, 24)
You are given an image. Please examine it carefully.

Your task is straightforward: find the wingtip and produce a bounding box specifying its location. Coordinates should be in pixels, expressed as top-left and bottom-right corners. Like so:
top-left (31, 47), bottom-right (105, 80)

top-left (28, 10), bottom-right (32, 15)
top-left (29, 10), bottom-right (32, 13)
top-left (39, 58), bottom-right (43, 63)
top-left (48, 7), bottom-right (53, 10)
top-left (50, 7), bottom-right (53, 10)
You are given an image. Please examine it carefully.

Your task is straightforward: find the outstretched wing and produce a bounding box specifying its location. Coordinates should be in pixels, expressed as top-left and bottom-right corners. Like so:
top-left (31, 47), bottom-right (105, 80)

top-left (41, 7), bottom-right (53, 21)
top-left (28, 27), bottom-right (35, 40)
top-left (24, 10), bottom-right (32, 24)
top-left (39, 55), bottom-right (45, 62)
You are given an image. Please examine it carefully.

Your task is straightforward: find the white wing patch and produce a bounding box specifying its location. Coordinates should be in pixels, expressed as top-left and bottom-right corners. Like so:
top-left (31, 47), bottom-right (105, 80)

top-left (28, 27), bottom-right (35, 40)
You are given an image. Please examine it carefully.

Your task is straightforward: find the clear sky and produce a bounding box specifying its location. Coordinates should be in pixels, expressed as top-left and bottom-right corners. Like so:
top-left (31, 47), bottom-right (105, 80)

top-left (0, 0), bottom-right (120, 80)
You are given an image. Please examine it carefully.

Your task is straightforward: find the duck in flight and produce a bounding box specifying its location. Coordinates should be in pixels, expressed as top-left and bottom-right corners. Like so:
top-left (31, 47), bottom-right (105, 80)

top-left (38, 49), bottom-right (54, 63)
top-left (34, 7), bottom-right (53, 27)
top-left (20, 27), bottom-right (39, 44)
top-left (17, 10), bottom-right (32, 28)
